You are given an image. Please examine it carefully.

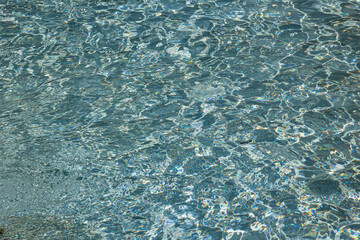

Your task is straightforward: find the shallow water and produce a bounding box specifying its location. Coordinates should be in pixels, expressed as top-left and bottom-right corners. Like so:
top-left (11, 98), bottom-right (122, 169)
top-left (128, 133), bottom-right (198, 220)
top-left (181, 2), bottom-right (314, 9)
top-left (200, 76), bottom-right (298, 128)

top-left (1, 0), bottom-right (360, 239)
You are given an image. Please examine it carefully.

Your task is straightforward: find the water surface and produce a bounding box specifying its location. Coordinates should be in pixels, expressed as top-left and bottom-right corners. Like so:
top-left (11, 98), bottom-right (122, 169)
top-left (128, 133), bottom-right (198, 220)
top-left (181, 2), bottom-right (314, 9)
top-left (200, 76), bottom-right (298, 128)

top-left (1, 0), bottom-right (360, 239)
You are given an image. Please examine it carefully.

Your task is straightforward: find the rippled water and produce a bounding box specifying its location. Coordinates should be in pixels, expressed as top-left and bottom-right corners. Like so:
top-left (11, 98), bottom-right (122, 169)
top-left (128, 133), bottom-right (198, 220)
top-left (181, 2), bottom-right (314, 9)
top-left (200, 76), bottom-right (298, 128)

top-left (1, 0), bottom-right (360, 239)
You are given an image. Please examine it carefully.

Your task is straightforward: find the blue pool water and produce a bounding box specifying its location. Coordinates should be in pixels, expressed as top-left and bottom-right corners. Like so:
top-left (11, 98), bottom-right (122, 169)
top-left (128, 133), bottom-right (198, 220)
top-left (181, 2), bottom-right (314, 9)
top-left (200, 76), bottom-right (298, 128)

top-left (1, 0), bottom-right (360, 239)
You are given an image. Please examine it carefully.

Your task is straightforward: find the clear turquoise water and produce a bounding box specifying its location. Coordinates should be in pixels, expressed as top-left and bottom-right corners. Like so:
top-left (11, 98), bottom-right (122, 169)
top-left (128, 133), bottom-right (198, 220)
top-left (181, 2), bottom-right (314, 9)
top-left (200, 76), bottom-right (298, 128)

top-left (1, 0), bottom-right (360, 239)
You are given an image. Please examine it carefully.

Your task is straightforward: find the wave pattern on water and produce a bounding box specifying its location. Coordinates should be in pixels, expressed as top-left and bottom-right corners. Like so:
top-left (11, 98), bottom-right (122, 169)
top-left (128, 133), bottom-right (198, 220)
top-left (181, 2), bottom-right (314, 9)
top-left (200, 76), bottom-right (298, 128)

top-left (1, 0), bottom-right (360, 239)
